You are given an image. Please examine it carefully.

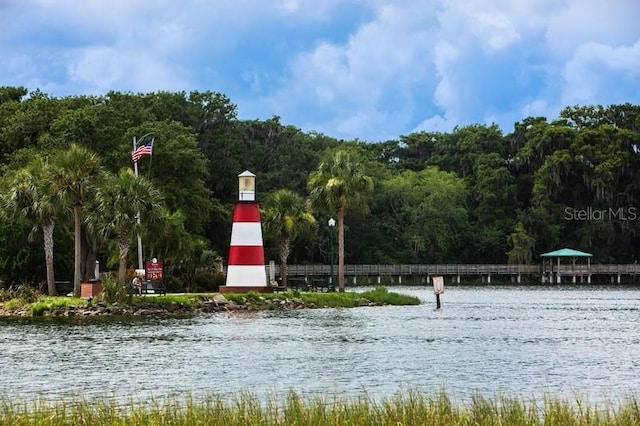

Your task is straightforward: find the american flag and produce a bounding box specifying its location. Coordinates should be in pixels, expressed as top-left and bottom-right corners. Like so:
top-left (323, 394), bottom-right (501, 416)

top-left (131, 140), bottom-right (153, 162)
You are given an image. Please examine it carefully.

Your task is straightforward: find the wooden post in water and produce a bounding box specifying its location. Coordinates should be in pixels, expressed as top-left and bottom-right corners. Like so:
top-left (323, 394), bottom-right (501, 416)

top-left (432, 276), bottom-right (444, 310)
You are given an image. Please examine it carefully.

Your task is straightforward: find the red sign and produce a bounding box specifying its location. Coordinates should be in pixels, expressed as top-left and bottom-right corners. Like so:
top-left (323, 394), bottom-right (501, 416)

top-left (145, 259), bottom-right (164, 281)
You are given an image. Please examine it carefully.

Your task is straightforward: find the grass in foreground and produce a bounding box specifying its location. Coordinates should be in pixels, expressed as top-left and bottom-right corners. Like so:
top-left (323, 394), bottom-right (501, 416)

top-left (1, 390), bottom-right (639, 426)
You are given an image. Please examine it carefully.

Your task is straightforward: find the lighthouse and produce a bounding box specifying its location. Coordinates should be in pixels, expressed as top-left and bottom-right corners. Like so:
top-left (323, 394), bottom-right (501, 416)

top-left (219, 170), bottom-right (269, 293)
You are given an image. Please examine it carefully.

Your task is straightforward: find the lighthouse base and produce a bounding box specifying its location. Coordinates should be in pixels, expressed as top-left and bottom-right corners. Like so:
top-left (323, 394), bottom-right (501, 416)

top-left (218, 285), bottom-right (273, 294)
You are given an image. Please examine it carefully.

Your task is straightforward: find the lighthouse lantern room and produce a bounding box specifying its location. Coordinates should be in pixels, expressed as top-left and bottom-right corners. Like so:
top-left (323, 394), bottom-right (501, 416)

top-left (238, 170), bottom-right (256, 201)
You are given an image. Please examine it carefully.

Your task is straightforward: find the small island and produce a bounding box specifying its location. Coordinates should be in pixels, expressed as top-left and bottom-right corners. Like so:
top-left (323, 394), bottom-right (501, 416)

top-left (0, 286), bottom-right (420, 318)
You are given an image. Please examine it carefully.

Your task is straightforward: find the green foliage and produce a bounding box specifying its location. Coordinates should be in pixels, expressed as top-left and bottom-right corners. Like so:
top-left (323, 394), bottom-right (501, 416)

top-left (308, 149), bottom-right (375, 291)
top-left (308, 148), bottom-right (375, 218)
top-left (507, 222), bottom-right (536, 264)
top-left (29, 296), bottom-right (83, 316)
top-left (1, 87), bottom-right (640, 285)
top-left (1, 294), bottom-right (84, 316)
top-left (15, 284), bottom-right (38, 303)
top-left (185, 270), bottom-right (225, 292)
top-left (90, 167), bottom-right (166, 295)
top-left (263, 188), bottom-right (317, 286)
top-left (297, 291), bottom-right (359, 308)
top-left (378, 167), bottom-right (469, 263)
top-left (0, 218), bottom-right (43, 286)
top-left (0, 288), bottom-right (17, 302)
top-left (3, 297), bottom-right (26, 311)
top-left (100, 272), bottom-right (119, 304)
top-left (359, 286), bottom-right (420, 305)
top-left (137, 294), bottom-right (198, 308)
top-left (221, 287), bottom-right (419, 308)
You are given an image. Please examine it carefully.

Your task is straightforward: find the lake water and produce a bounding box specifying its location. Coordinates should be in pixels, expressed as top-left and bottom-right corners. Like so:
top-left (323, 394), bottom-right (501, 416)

top-left (1, 285), bottom-right (639, 404)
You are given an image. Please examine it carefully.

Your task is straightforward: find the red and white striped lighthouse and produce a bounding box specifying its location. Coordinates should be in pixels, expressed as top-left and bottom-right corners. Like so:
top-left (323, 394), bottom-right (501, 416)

top-left (219, 170), bottom-right (269, 293)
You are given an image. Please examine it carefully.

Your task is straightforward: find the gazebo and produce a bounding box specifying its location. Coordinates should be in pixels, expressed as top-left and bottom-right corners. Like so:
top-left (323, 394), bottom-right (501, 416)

top-left (540, 248), bottom-right (593, 283)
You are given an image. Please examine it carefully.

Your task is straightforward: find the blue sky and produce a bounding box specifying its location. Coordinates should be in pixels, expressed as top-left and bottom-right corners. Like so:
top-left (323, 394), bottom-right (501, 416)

top-left (1, 0), bottom-right (639, 142)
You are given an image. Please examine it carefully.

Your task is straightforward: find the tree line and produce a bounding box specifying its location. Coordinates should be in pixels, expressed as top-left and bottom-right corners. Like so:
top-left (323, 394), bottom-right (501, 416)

top-left (1, 86), bottom-right (639, 291)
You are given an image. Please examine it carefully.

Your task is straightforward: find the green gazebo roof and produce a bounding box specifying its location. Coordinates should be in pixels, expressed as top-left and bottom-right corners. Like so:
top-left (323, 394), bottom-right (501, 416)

top-left (540, 248), bottom-right (593, 257)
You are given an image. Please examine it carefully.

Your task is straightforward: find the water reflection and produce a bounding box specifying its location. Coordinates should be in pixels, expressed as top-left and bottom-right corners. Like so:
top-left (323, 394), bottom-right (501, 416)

top-left (1, 285), bottom-right (639, 403)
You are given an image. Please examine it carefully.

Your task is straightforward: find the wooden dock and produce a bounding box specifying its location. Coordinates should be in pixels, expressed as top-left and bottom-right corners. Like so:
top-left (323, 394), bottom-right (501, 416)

top-left (262, 264), bottom-right (640, 284)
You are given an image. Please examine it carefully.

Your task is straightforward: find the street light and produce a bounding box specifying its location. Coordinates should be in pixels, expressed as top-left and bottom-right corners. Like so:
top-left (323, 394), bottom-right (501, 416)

top-left (328, 217), bottom-right (336, 291)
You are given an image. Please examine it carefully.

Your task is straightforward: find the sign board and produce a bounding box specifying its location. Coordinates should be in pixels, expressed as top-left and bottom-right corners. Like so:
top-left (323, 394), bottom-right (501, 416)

top-left (145, 258), bottom-right (164, 281)
top-left (432, 276), bottom-right (444, 295)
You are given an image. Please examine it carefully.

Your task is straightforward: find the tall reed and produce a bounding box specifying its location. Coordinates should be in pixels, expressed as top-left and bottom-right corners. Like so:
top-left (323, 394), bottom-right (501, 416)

top-left (1, 390), bottom-right (639, 425)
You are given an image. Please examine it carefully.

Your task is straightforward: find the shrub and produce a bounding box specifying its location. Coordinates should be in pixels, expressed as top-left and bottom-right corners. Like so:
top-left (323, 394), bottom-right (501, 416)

top-left (100, 273), bottom-right (118, 304)
top-left (360, 286), bottom-right (419, 305)
top-left (16, 284), bottom-right (38, 303)
top-left (0, 287), bottom-right (19, 303)
top-left (185, 270), bottom-right (225, 293)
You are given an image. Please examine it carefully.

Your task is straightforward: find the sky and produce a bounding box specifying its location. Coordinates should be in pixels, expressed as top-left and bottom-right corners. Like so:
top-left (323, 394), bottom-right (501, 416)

top-left (1, 0), bottom-right (639, 142)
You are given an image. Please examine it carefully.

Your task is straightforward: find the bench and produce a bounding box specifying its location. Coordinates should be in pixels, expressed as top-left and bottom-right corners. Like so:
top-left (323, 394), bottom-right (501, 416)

top-left (139, 280), bottom-right (166, 295)
top-left (311, 278), bottom-right (335, 292)
top-left (280, 277), bottom-right (335, 292)
top-left (286, 277), bottom-right (312, 291)
top-left (54, 281), bottom-right (73, 295)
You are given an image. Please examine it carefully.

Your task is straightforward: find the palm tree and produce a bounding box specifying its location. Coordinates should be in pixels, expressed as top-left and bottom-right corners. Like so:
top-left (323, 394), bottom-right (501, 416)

top-left (50, 144), bottom-right (102, 297)
top-left (91, 168), bottom-right (165, 299)
top-left (1, 156), bottom-right (61, 295)
top-left (262, 189), bottom-right (316, 288)
top-left (308, 150), bottom-right (374, 292)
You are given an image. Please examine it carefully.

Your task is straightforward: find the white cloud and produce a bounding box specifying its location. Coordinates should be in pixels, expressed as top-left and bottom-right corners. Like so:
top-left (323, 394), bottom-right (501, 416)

top-left (68, 47), bottom-right (188, 94)
top-left (2, 0), bottom-right (639, 141)
top-left (264, 2), bottom-right (438, 139)
top-left (521, 99), bottom-right (555, 120)
top-left (546, 0), bottom-right (640, 54)
top-left (416, 0), bottom-right (640, 135)
top-left (562, 40), bottom-right (640, 106)
top-left (413, 114), bottom-right (456, 133)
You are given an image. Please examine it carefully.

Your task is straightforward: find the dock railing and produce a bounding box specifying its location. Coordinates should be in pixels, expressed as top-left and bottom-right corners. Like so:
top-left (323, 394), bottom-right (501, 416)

top-left (262, 263), bottom-right (640, 278)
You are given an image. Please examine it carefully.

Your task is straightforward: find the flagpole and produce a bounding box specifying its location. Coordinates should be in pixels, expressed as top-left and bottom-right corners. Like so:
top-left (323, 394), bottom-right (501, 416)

top-left (132, 132), bottom-right (155, 272)
top-left (133, 136), bottom-right (144, 271)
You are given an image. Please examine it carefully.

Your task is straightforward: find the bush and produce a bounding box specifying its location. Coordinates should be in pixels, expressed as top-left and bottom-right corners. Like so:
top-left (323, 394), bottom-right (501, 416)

top-left (16, 284), bottom-right (38, 303)
top-left (0, 284), bottom-right (39, 304)
top-left (185, 270), bottom-right (225, 292)
top-left (100, 273), bottom-right (118, 304)
top-left (0, 287), bottom-right (18, 303)
top-left (163, 275), bottom-right (182, 293)
top-left (360, 286), bottom-right (420, 305)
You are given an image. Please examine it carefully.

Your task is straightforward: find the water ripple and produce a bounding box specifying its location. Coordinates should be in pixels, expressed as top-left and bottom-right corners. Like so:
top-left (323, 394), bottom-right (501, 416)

top-left (1, 285), bottom-right (639, 404)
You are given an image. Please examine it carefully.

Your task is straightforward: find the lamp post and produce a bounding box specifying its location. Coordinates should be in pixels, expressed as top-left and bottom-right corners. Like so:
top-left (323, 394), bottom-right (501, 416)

top-left (328, 217), bottom-right (336, 291)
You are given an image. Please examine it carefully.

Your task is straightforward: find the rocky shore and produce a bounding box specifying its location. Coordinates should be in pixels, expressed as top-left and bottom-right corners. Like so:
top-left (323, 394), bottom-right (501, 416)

top-left (0, 293), bottom-right (382, 317)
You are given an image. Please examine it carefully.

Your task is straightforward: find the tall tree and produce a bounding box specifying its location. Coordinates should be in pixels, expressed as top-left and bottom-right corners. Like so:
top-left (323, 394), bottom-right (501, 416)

top-left (91, 168), bottom-right (165, 299)
top-left (50, 144), bottom-right (102, 296)
top-left (262, 189), bottom-right (316, 287)
top-left (380, 167), bottom-right (469, 263)
top-left (1, 155), bottom-right (62, 294)
top-left (308, 150), bottom-right (374, 292)
top-left (506, 222), bottom-right (536, 264)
